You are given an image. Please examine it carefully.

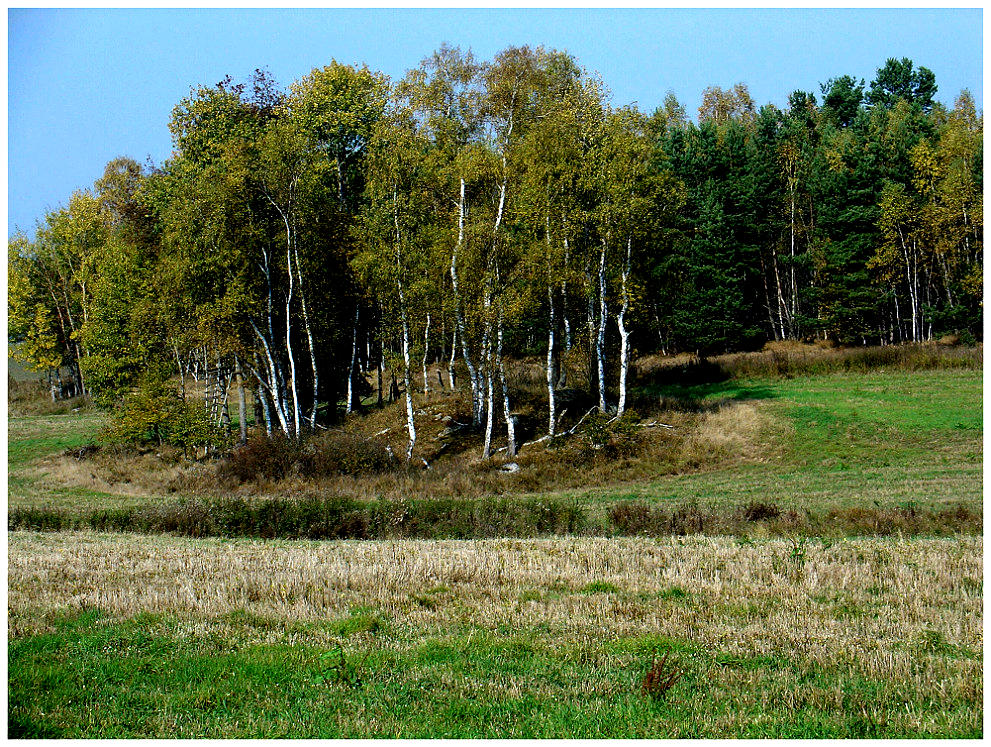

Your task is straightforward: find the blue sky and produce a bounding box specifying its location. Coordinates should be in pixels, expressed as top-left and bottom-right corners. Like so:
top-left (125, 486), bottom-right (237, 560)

top-left (8, 8), bottom-right (983, 237)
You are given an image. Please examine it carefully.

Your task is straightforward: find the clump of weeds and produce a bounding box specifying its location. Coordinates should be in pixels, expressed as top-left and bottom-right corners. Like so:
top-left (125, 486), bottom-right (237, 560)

top-left (640, 651), bottom-right (684, 702)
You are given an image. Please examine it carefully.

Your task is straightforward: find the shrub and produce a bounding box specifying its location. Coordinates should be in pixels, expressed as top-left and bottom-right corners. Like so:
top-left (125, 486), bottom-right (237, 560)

top-left (302, 431), bottom-right (393, 477)
top-left (8, 507), bottom-right (77, 532)
top-left (219, 432), bottom-right (395, 485)
top-left (218, 434), bottom-right (302, 484)
top-left (100, 380), bottom-right (226, 453)
top-left (8, 496), bottom-right (980, 540)
top-left (742, 501), bottom-right (781, 522)
top-left (670, 502), bottom-right (713, 535)
top-left (608, 502), bottom-right (668, 536)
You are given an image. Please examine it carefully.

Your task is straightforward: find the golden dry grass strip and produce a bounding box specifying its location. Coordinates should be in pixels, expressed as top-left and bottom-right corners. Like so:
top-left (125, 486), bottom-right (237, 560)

top-left (9, 532), bottom-right (982, 678)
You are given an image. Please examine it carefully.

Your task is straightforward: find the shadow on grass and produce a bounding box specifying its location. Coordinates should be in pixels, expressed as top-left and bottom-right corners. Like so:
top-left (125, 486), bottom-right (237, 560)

top-left (630, 379), bottom-right (778, 414)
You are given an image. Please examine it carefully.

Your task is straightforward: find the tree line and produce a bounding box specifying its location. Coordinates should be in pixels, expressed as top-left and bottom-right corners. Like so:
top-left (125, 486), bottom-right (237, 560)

top-left (8, 46), bottom-right (983, 457)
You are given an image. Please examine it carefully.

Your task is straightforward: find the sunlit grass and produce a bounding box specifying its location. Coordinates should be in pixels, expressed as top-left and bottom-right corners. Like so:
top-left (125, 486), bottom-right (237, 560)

top-left (8, 531), bottom-right (983, 738)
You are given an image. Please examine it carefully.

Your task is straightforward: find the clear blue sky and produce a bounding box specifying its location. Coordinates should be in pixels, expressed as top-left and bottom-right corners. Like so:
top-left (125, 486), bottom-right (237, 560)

top-left (8, 8), bottom-right (983, 237)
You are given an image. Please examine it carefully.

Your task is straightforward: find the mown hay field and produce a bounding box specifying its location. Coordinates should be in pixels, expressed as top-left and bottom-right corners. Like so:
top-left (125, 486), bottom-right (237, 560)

top-left (8, 532), bottom-right (983, 738)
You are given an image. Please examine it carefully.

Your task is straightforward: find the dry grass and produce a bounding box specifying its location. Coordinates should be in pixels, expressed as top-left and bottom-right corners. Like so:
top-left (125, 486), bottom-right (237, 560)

top-left (9, 532), bottom-right (982, 665)
top-left (9, 349), bottom-right (982, 521)
top-left (677, 402), bottom-right (780, 468)
top-left (634, 341), bottom-right (981, 386)
top-left (7, 531), bottom-right (982, 737)
top-left (31, 392), bottom-right (739, 504)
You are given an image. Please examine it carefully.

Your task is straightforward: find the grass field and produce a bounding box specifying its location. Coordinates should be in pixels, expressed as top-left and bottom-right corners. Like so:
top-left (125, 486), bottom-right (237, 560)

top-left (7, 360), bottom-right (984, 737)
top-left (591, 368), bottom-right (983, 510)
top-left (8, 533), bottom-right (982, 738)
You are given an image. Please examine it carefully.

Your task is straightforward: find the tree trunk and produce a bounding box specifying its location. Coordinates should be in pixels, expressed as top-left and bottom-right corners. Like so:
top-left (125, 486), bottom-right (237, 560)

top-left (266, 197), bottom-right (303, 438)
top-left (377, 352), bottom-right (384, 407)
top-left (235, 356), bottom-right (248, 446)
top-left (293, 243), bottom-right (319, 429)
top-left (400, 298), bottom-right (416, 461)
top-left (772, 244), bottom-right (788, 341)
top-left (258, 384), bottom-right (272, 436)
top-left (346, 306), bottom-right (359, 414)
top-left (395, 188), bottom-right (416, 461)
top-left (616, 237), bottom-right (632, 418)
top-left (562, 216), bottom-right (572, 351)
top-left (482, 284), bottom-right (495, 459)
top-left (448, 322), bottom-right (457, 391)
top-left (451, 176), bottom-right (480, 421)
top-left (586, 270), bottom-right (597, 393)
top-left (597, 239), bottom-right (608, 413)
top-left (422, 311), bottom-right (431, 395)
top-left (497, 304), bottom-right (516, 457)
top-left (545, 212), bottom-right (557, 437)
top-left (284, 244), bottom-right (301, 438)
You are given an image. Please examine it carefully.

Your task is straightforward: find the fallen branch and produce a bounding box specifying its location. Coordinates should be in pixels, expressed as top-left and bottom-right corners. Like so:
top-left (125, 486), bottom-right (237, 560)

top-left (565, 407), bottom-right (599, 436)
top-left (520, 434), bottom-right (552, 450)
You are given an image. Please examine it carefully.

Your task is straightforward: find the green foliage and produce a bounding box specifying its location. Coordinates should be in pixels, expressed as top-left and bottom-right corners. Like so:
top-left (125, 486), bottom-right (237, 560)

top-left (100, 380), bottom-right (225, 451)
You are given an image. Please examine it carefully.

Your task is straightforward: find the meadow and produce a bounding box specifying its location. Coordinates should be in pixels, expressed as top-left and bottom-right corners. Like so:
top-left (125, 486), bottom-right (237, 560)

top-left (7, 345), bottom-right (984, 737)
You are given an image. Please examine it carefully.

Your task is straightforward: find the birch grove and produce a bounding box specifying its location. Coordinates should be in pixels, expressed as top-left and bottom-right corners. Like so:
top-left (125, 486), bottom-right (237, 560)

top-left (9, 50), bottom-right (982, 459)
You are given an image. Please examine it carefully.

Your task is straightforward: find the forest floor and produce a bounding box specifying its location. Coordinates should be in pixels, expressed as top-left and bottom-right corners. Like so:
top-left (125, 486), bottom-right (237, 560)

top-left (7, 346), bottom-right (984, 737)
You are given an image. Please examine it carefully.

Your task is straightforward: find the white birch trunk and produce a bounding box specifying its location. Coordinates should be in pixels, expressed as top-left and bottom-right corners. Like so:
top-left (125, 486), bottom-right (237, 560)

top-left (293, 243), bottom-right (319, 429)
top-left (497, 305), bottom-right (516, 457)
top-left (482, 285), bottom-right (495, 459)
top-left (616, 237), bottom-right (632, 418)
top-left (283, 231), bottom-right (301, 437)
top-left (249, 321), bottom-right (290, 436)
top-left (451, 177), bottom-right (480, 420)
top-left (258, 384), bottom-right (272, 436)
top-left (235, 356), bottom-right (248, 445)
top-left (346, 306), bottom-right (359, 414)
top-left (562, 223), bottom-right (572, 352)
top-left (448, 323), bottom-right (457, 391)
top-left (545, 211), bottom-right (557, 437)
top-left (772, 245), bottom-right (788, 341)
top-left (395, 188), bottom-right (416, 460)
top-left (597, 239), bottom-right (608, 413)
top-left (400, 296), bottom-right (416, 461)
top-left (789, 192), bottom-right (798, 329)
top-left (422, 312), bottom-right (431, 395)
top-left (265, 192), bottom-right (302, 437)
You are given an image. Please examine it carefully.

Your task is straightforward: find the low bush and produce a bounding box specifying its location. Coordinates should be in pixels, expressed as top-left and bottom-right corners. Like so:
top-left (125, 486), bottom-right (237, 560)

top-left (742, 501), bottom-right (781, 522)
top-left (10, 495), bottom-right (979, 540)
top-left (218, 434), bottom-right (302, 484)
top-left (219, 431), bottom-right (396, 485)
top-left (303, 431), bottom-right (394, 477)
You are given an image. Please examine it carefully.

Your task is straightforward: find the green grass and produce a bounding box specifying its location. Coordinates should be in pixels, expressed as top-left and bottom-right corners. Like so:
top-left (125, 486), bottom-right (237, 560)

top-left (7, 413), bottom-right (103, 469)
top-left (6, 412), bottom-right (173, 513)
top-left (595, 368), bottom-right (983, 511)
top-left (8, 609), bottom-right (980, 738)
